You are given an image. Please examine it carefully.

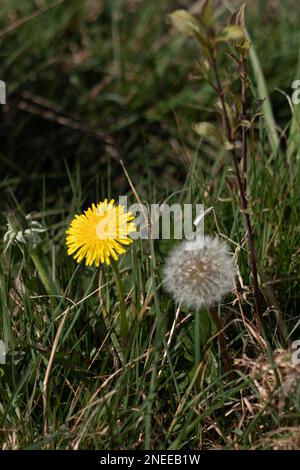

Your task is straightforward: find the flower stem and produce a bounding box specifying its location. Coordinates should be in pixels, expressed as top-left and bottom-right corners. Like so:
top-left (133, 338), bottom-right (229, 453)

top-left (110, 257), bottom-right (128, 342)
top-left (194, 310), bottom-right (201, 368)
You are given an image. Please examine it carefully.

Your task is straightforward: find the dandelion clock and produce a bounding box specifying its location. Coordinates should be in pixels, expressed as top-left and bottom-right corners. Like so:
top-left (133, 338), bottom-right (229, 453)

top-left (163, 236), bottom-right (236, 376)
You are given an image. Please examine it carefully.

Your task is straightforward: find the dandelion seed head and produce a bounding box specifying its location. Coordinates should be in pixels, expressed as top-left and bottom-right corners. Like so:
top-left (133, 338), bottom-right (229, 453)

top-left (4, 211), bottom-right (45, 251)
top-left (163, 236), bottom-right (236, 309)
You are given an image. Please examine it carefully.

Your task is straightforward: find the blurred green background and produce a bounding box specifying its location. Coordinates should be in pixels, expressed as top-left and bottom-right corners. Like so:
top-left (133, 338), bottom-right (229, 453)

top-left (1, 0), bottom-right (300, 207)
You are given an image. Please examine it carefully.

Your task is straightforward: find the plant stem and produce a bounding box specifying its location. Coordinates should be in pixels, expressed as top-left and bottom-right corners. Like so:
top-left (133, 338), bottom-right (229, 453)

top-left (211, 56), bottom-right (263, 334)
top-left (110, 257), bottom-right (128, 342)
top-left (194, 310), bottom-right (201, 368)
top-left (240, 57), bottom-right (248, 181)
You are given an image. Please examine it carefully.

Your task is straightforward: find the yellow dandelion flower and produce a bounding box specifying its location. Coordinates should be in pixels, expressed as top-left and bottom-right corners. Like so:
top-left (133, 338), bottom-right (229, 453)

top-left (66, 199), bottom-right (136, 266)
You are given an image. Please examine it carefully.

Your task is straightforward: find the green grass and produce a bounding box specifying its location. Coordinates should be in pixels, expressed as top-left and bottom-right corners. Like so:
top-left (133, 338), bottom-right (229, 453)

top-left (0, 0), bottom-right (300, 450)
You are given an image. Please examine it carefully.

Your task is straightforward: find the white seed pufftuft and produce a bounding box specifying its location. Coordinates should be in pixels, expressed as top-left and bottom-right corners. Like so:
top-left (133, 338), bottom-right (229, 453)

top-left (163, 236), bottom-right (236, 310)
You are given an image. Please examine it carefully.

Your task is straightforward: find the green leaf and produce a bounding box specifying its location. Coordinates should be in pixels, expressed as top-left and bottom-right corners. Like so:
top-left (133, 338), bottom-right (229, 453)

top-left (168, 9), bottom-right (212, 55)
top-left (168, 10), bottom-right (200, 36)
top-left (199, 0), bottom-right (214, 27)
top-left (192, 122), bottom-right (219, 140)
top-left (194, 32), bottom-right (212, 55)
top-left (236, 39), bottom-right (251, 53)
top-left (249, 39), bottom-right (279, 153)
top-left (217, 26), bottom-right (244, 42)
top-left (30, 250), bottom-right (61, 300)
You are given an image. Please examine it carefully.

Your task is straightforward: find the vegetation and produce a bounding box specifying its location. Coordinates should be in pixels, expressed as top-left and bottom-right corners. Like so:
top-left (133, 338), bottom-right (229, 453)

top-left (0, 0), bottom-right (300, 450)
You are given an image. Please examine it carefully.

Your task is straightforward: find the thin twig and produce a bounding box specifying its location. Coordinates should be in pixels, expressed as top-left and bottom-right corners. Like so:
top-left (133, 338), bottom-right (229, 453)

top-left (240, 57), bottom-right (248, 182)
top-left (211, 56), bottom-right (263, 334)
